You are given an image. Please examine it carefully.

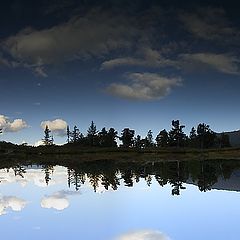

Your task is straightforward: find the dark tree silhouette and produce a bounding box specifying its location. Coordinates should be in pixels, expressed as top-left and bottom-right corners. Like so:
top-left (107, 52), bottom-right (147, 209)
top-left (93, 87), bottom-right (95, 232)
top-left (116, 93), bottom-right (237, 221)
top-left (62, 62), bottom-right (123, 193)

top-left (67, 125), bottom-right (70, 143)
top-left (119, 128), bottom-right (135, 148)
top-left (98, 127), bottom-right (108, 147)
top-left (43, 125), bottom-right (53, 145)
top-left (87, 121), bottom-right (98, 146)
top-left (71, 125), bottom-right (80, 143)
top-left (189, 127), bottom-right (197, 147)
top-left (197, 123), bottom-right (216, 149)
top-left (43, 165), bottom-right (54, 185)
top-left (107, 128), bottom-right (118, 147)
top-left (134, 135), bottom-right (144, 149)
top-left (99, 127), bottom-right (118, 147)
top-left (13, 165), bottom-right (26, 178)
top-left (168, 120), bottom-right (186, 147)
top-left (156, 129), bottom-right (169, 147)
top-left (144, 130), bottom-right (154, 148)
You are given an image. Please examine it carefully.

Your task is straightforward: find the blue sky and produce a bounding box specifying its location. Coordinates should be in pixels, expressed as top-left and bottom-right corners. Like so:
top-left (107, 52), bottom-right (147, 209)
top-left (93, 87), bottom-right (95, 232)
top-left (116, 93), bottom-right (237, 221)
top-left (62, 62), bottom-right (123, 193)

top-left (0, 0), bottom-right (240, 145)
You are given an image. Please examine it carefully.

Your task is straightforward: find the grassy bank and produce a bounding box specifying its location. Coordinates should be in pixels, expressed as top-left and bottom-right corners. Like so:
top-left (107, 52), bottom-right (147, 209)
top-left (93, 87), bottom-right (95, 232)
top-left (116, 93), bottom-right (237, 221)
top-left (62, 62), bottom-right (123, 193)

top-left (1, 144), bottom-right (240, 167)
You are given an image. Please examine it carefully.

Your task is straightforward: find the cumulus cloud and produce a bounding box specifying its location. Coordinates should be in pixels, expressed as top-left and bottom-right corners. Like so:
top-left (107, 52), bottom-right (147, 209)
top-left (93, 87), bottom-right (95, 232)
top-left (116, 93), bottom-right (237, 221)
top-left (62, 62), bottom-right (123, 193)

top-left (180, 53), bottom-right (240, 75)
top-left (0, 196), bottom-right (27, 216)
top-left (41, 190), bottom-right (80, 211)
top-left (40, 119), bottom-right (67, 136)
top-left (115, 230), bottom-right (170, 240)
top-left (106, 72), bottom-right (182, 100)
top-left (0, 115), bottom-right (28, 133)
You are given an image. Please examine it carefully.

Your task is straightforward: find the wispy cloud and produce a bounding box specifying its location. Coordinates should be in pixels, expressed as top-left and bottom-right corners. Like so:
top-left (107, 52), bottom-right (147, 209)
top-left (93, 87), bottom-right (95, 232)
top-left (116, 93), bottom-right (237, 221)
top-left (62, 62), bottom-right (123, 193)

top-left (115, 229), bottom-right (171, 240)
top-left (179, 7), bottom-right (238, 42)
top-left (101, 47), bottom-right (173, 70)
top-left (106, 72), bottom-right (182, 101)
top-left (1, 9), bottom-right (141, 74)
top-left (180, 53), bottom-right (240, 75)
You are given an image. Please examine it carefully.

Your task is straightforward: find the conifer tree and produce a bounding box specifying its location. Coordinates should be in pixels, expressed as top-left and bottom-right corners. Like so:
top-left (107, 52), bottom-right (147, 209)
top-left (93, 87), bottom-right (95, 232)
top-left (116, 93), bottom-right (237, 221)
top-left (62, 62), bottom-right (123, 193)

top-left (197, 123), bottom-right (216, 149)
top-left (67, 125), bottom-right (70, 143)
top-left (43, 125), bottom-right (53, 145)
top-left (134, 135), bottom-right (144, 149)
top-left (119, 128), bottom-right (135, 148)
top-left (145, 130), bottom-right (154, 148)
top-left (71, 126), bottom-right (80, 143)
top-left (87, 121), bottom-right (98, 146)
top-left (156, 129), bottom-right (169, 147)
top-left (168, 120), bottom-right (186, 147)
top-left (107, 128), bottom-right (118, 147)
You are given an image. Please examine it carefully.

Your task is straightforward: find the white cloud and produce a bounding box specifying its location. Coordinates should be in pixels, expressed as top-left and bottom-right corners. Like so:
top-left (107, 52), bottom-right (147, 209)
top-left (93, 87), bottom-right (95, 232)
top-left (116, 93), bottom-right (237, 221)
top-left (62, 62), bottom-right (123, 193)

top-left (106, 72), bottom-right (182, 100)
top-left (41, 195), bottom-right (69, 211)
top-left (0, 196), bottom-right (27, 216)
top-left (0, 114), bottom-right (28, 133)
top-left (41, 190), bottom-right (80, 211)
top-left (181, 53), bottom-right (240, 75)
top-left (115, 230), bottom-right (170, 240)
top-left (40, 119), bottom-right (67, 136)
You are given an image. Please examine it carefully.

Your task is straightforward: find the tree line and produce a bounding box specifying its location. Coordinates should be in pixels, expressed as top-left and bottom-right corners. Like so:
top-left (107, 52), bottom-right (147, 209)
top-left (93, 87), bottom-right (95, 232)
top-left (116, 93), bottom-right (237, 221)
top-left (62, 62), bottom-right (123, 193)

top-left (43, 119), bottom-right (231, 149)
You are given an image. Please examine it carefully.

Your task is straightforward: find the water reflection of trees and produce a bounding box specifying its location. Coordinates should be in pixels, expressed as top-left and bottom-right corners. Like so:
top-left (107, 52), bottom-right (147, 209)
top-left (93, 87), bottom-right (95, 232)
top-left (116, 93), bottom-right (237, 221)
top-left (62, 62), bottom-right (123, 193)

top-left (2, 160), bottom-right (240, 195)
top-left (64, 160), bottom-right (240, 195)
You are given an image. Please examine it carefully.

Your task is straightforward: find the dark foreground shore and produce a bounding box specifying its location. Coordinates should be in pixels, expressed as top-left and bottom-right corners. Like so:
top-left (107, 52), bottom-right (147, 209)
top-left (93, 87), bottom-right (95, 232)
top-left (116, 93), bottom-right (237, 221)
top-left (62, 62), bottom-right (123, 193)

top-left (1, 145), bottom-right (240, 168)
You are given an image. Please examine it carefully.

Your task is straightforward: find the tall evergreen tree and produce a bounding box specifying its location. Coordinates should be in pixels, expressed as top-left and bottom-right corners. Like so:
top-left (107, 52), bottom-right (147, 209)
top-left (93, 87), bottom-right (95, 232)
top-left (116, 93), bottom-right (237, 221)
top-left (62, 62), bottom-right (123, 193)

top-left (67, 125), bottom-right (70, 143)
top-left (98, 127), bottom-right (108, 147)
top-left (71, 125), bottom-right (80, 143)
top-left (144, 130), bottom-right (154, 148)
top-left (43, 125), bottom-right (53, 145)
top-left (107, 128), bottom-right (118, 147)
top-left (156, 129), bottom-right (169, 147)
top-left (168, 120), bottom-right (186, 147)
top-left (134, 135), bottom-right (144, 149)
top-left (189, 127), bottom-right (197, 147)
top-left (119, 128), bottom-right (135, 148)
top-left (87, 121), bottom-right (98, 146)
top-left (196, 123), bottom-right (216, 149)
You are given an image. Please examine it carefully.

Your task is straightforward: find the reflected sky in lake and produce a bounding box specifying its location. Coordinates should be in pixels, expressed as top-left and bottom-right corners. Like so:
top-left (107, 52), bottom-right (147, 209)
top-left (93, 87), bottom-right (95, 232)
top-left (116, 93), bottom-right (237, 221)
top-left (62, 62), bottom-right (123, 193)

top-left (0, 160), bottom-right (240, 240)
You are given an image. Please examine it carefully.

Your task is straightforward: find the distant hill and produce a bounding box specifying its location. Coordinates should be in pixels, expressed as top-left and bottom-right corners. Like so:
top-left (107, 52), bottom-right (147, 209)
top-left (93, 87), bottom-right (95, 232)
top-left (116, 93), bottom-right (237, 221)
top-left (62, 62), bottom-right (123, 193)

top-left (187, 170), bottom-right (240, 192)
top-left (222, 130), bottom-right (240, 147)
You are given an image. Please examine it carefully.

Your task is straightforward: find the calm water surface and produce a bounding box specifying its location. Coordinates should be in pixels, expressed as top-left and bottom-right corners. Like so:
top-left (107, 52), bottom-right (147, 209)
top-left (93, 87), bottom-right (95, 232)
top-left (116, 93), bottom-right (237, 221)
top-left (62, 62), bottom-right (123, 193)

top-left (0, 160), bottom-right (240, 240)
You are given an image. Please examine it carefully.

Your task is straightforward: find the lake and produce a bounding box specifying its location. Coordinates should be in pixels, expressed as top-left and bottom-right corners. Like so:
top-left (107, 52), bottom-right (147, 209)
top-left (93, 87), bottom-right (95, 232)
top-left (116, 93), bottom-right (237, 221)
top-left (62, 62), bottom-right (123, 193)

top-left (0, 159), bottom-right (240, 240)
